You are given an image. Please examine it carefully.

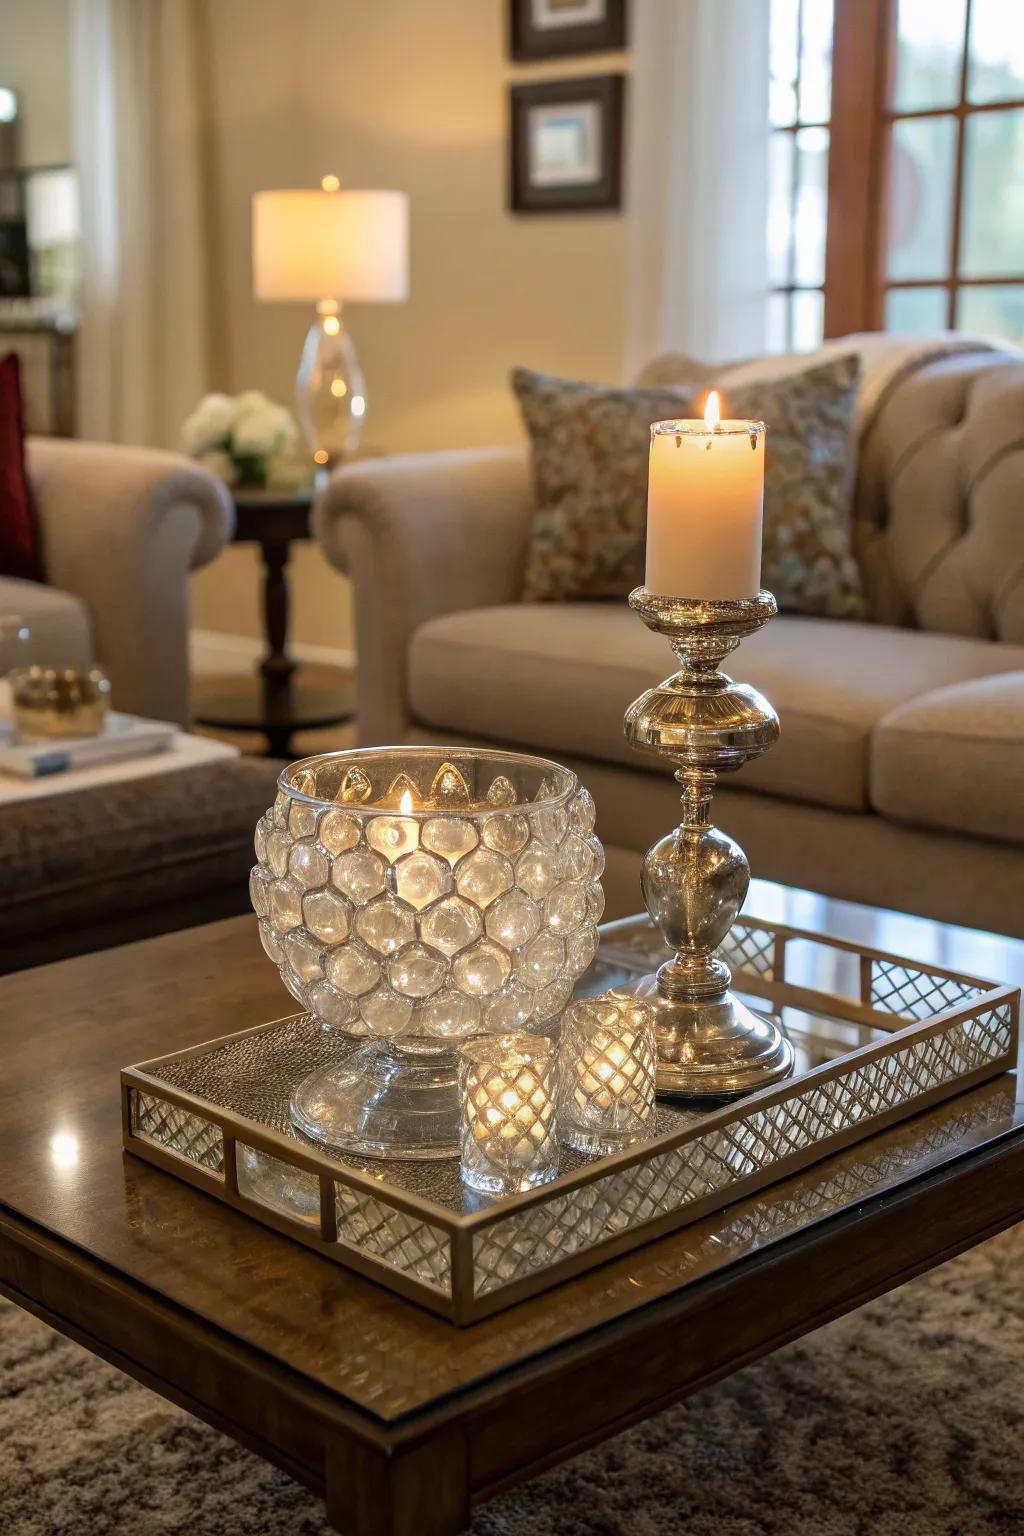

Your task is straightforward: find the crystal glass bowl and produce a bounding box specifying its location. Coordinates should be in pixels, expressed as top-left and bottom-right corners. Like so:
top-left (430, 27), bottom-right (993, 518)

top-left (250, 746), bottom-right (605, 1158)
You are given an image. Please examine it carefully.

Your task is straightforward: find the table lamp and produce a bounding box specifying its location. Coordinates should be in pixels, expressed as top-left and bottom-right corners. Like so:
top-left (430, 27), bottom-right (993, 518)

top-left (252, 181), bottom-right (408, 469)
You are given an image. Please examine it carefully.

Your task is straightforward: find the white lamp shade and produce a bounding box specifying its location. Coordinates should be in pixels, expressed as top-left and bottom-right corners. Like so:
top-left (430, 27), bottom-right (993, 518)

top-left (252, 188), bottom-right (408, 304)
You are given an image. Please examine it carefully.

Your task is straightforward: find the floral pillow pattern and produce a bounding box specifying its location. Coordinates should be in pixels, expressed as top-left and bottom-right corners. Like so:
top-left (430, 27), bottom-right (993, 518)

top-left (513, 354), bottom-right (865, 618)
top-left (512, 369), bottom-right (693, 602)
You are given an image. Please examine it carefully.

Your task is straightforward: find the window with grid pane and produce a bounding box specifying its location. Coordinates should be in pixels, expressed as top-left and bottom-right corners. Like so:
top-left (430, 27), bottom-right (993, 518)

top-left (882, 0), bottom-right (1024, 342)
top-left (767, 0), bottom-right (1024, 348)
top-left (768, 0), bottom-right (834, 352)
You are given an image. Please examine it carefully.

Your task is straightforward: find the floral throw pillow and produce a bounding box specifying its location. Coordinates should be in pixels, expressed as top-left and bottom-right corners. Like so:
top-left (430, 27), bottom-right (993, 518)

top-left (513, 354), bottom-right (865, 618)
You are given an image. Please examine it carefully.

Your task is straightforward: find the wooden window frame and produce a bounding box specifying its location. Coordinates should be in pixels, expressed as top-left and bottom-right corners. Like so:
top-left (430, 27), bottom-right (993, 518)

top-left (769, 0), bottom-right (832, 351)
top-left (824, 0), bottom-right (1024, 337)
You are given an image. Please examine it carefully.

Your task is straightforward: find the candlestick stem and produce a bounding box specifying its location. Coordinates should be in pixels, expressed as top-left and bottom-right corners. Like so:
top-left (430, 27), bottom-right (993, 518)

top-left (624, 587), bottom-right (794, 1100)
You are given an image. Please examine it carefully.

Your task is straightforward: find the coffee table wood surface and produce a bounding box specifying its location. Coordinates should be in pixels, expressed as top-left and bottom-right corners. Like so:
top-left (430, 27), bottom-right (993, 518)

top-left (1, 880), bottom-right (1023, 1536)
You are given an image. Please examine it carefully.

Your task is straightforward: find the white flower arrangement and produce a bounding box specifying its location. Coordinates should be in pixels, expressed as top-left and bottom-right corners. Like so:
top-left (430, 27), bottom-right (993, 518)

top-left (182, 390), bottom-right (309, 490)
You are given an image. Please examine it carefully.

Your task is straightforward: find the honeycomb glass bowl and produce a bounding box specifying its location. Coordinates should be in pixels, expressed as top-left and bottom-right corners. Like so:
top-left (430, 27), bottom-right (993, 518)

top-left (250, 746), bottom-right (605, 1159)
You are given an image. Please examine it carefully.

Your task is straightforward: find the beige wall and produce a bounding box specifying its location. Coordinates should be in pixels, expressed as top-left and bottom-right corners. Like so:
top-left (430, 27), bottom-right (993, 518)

top-left (191, 0), bottom-right (627, 654)
top-left (3, 0), bottom-right (71, 166)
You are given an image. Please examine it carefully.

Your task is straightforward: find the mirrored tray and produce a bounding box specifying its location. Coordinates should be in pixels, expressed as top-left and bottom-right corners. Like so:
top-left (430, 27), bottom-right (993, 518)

top-left (121, 913), bottom-right (1020, 1323)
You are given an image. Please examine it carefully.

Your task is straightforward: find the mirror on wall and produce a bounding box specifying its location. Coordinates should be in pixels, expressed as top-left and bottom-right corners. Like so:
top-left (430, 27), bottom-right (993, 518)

top-left (0, 86), bottom-right (78, 307)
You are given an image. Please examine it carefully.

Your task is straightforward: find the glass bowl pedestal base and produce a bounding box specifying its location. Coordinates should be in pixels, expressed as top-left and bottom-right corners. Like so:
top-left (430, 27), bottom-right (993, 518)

top-left (290, 1039), bottom-right (460, 1160)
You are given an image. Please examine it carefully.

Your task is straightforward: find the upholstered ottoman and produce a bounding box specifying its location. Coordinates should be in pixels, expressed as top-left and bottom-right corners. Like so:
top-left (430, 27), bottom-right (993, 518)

top-left (0, 757), bottom-right (281, 974)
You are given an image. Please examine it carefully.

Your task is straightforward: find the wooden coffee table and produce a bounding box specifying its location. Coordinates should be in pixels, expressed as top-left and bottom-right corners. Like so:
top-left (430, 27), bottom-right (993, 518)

top-left (1, 881), bottom-right (1022, 1536)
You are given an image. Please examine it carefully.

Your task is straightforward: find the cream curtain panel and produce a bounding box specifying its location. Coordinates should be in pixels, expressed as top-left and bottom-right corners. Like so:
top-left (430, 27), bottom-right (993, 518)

top-left (625, 0), bottom-right (771, 376)
top-left (71, 0), bottom-right (213, 447)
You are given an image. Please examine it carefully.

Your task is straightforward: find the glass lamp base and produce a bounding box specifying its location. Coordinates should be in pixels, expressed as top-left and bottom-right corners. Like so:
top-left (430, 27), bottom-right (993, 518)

top-left (289, 1041), bottom-right (460, 1160)
top-left (295, 300), bottom-right (366, 469)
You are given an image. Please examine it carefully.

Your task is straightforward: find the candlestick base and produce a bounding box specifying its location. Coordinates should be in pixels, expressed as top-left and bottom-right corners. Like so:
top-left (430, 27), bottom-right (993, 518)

top-left (630, 972), bottom-right (794, 1100)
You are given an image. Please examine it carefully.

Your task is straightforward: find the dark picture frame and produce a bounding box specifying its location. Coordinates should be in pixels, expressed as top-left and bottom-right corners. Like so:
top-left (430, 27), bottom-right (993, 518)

top-left (509, 74), bottom-right (624, 214)
top-left (508, 0), bottom-right (627, 62)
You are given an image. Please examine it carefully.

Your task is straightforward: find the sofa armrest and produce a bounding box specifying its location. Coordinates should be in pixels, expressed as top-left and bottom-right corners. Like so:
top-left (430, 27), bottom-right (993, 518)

top-left (314, 447), bottom-right (532, 742)
top-left (26, 438), bottom-right (233, 725)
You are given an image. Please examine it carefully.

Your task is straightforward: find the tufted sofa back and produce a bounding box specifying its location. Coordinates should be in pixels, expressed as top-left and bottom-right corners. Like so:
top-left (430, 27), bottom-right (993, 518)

top-left (852, 347), bottom-right (1024, 643)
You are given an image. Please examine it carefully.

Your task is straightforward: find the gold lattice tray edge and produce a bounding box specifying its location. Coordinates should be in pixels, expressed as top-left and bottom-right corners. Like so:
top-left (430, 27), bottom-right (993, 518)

top-left (121, 914), bottom-right (1020, 1324)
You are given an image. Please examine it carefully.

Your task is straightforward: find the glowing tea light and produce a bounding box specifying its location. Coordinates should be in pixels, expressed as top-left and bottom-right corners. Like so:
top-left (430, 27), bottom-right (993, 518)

top-left (459, 1032), bottom-right (558, 1195)
top-left (645, 389), bottom-right (765, 600)
top-left (558, 996), bottom-right (656, 1155)
top-left (367, 787), bottom-right (420, 862)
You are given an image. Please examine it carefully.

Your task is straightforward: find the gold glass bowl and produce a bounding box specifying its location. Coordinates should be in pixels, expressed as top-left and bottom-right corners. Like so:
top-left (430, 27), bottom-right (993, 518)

top-left (10, 665), bottom-right (112, 741)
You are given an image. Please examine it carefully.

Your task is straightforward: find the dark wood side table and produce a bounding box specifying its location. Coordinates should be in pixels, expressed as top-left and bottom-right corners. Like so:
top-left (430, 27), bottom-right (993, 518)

top-left (195, 487), bottom-right (354, 758)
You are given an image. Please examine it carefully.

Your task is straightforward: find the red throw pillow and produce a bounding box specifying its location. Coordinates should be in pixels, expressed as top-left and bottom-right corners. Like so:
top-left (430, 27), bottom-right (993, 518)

top-left (0, 351), bottom-right (44, 582)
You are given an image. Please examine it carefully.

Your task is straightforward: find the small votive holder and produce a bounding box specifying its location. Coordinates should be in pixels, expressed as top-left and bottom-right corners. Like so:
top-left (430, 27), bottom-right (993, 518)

top-left (459, 1032), bottom-right (558, 1195)
top-left (10, 664), bottom-right (111, 741)
top-left (558, 995), bottom-right (656, 1155)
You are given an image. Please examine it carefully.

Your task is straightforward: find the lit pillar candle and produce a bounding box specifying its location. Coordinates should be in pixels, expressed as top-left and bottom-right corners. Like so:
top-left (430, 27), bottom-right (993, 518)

top-left (645, 391), bottom-right (765, 600)
top-left (366, 788), bottom-right (419, 861)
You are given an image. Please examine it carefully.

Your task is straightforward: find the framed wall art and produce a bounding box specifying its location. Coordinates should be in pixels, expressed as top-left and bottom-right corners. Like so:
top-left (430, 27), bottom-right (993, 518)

top-left (509, 74), bottom-right (624, 213)
top-left (508, 0), bottom-right (627, 62)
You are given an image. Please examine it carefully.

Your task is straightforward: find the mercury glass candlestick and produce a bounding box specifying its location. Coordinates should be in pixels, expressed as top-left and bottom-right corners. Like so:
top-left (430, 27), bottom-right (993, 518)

top-left (251, 746), bottom-right (604, 1159)
top-left (558, 994), bottom-right (656, 1154)
top-left (459, 1032), bottom-right (559, 1194)
top-left (623, 587), bottom-right (794, 1100)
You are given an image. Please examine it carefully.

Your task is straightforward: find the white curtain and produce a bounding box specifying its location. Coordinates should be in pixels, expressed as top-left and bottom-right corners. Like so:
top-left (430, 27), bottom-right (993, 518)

top-left (625, 0), bottom-right (771, 377)
top-left (71, 0), bottom-right (213, 447)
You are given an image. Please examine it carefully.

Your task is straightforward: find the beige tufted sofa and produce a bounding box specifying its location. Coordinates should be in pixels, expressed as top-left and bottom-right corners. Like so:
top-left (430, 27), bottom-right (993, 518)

top-left (315, 337), bottom-right (1024, 938)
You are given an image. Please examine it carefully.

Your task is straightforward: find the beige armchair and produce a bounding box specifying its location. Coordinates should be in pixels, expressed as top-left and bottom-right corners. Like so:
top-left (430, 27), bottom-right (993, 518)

top-left (1, 438), bottom-right (233, 725)
top-left (315, 339), bottom-right (1024, 937)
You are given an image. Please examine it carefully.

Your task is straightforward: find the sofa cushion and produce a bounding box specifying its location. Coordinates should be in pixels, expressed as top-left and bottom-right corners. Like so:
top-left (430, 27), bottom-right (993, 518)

top-left (871, 672), bottom-right (1024, 844)
top-left (408, 605), bottom-right (1024, 813)
top-left (0, 575), bottom-right (93, 669)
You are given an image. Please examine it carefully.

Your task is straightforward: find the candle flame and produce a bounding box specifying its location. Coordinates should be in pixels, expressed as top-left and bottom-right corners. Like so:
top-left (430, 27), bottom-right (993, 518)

top-left (704, 390), bottom-right (721, 432)
top-left (399, 789), bottom-right (413, 815)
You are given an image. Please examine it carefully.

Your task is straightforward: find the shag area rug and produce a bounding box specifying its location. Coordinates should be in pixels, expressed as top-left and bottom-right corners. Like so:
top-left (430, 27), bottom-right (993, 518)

top-left (2, 1224), bottom-right (1022, 1536)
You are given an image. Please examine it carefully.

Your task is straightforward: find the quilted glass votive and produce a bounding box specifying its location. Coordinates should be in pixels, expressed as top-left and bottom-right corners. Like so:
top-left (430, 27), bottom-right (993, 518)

top-left (251, 746), bottom-right (604, 1159)
top-left (459, 1032), bottom-right (559, 1195)
top-left (558, 995), bottom-right (656, 1154)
